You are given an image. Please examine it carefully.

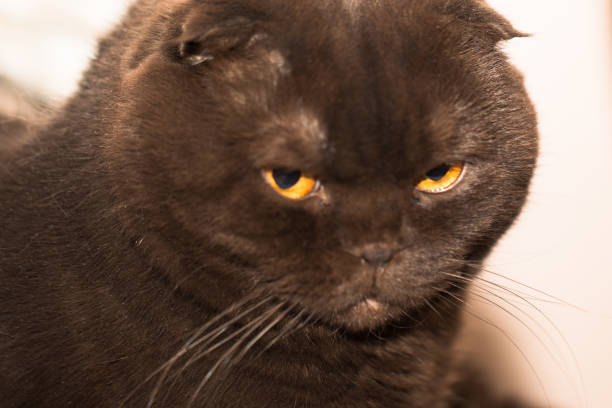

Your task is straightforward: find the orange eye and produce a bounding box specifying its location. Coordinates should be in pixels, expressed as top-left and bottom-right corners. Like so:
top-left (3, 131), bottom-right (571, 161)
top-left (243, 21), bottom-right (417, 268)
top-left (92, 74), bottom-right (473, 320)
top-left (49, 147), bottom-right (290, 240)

top-left (416, 163), bottom-right (465, 193)
top-left (264, 168), bottom-right (318, 200)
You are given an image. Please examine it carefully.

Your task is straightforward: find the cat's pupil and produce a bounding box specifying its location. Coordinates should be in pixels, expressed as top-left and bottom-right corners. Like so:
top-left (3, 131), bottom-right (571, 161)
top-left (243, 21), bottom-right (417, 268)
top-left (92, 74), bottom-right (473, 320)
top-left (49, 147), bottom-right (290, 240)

top-left (272, 169), bottom-right (302, 189)
top-left (426, 164), bottom-right (451, 181)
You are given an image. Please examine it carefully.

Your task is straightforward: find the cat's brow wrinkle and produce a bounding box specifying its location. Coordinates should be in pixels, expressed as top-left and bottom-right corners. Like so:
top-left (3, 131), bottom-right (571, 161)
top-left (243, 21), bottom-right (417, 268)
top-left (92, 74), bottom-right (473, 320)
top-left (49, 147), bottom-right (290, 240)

top-left (267, 109), bottom-right (327, 147)
top-left (296, 111), bottom-right (326, 145)
top-left (342, 0), bottom-right (362, 14)
top-left (340, 0), bottom-right (365, 15)
top-left (339, 0), bottom-right (383, 18)
top-left (266, 49), bottom-right (289, 76)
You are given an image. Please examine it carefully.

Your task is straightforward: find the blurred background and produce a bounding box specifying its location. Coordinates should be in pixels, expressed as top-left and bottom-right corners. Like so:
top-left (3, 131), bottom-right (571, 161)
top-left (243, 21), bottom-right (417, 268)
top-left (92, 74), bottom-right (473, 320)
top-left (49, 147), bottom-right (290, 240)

top-left (0, 1), bottom-right (610, 407)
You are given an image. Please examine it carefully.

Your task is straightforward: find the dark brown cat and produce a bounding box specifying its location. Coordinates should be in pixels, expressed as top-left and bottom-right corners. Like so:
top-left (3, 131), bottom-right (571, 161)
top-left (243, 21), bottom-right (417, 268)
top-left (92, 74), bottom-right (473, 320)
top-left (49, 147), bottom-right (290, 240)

top-left (0, 0), bottom-right (538, 406)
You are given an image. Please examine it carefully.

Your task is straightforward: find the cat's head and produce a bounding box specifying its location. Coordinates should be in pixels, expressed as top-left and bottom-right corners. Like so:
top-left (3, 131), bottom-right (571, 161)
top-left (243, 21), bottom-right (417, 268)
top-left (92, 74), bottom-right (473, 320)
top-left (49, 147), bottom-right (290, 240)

top-left (104, 0), bottom-right (537, 332)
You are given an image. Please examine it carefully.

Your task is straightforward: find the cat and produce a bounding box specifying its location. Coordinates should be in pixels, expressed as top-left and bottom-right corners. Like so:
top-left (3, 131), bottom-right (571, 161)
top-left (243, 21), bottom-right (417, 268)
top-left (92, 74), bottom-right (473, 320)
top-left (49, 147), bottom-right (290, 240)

top-left (0, 0), bottom-right (538, 406)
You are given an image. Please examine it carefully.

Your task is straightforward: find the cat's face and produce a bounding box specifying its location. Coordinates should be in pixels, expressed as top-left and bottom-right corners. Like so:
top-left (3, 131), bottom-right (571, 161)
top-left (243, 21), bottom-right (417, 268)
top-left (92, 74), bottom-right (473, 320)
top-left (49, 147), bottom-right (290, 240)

top-left (108, 0), bottom-right (537, 332)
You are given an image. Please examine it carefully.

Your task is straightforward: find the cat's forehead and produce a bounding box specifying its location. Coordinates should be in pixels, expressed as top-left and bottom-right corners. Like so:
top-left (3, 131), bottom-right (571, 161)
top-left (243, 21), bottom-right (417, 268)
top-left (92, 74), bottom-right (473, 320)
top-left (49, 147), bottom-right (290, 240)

top-left (251, 7), bottom-right (463, 176)
top-left (169, 0), bottom-right (521, 176)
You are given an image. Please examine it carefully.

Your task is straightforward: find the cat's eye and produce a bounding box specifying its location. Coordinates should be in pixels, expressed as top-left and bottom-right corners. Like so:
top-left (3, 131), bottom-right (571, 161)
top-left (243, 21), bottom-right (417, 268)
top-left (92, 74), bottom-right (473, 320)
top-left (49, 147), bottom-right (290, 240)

top-left (416, 162), bottom-right (465, 194)
top-left (264, 168), bottom-right (319, 200)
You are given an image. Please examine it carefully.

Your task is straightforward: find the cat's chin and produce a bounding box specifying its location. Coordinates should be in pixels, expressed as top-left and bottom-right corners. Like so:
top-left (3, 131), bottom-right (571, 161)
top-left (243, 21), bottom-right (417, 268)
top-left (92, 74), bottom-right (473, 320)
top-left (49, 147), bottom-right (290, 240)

top-left (318, 282), bottom-right (450, 332)
top-left (329, 298), bottom-right (403, 332)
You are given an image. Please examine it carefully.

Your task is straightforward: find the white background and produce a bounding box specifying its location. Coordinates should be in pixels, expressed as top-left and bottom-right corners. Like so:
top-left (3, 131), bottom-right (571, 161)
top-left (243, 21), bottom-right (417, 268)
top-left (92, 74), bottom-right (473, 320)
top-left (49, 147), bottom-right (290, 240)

top-left (1, 1), bottom-right (611, 407)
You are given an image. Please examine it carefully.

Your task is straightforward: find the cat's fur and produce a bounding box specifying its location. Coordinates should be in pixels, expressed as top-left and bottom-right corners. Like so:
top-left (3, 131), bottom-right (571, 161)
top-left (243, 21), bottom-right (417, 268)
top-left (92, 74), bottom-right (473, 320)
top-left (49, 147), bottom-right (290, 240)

top-left (0, 0), bottom-right (538, 406)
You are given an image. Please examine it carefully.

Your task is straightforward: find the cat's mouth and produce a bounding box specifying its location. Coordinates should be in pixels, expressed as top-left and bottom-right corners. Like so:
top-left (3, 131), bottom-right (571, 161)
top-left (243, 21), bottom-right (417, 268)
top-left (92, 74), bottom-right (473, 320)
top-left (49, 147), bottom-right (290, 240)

top-left (322, 280), bottom-right (445, 332)
top-left (361, 298), bottom-right (383, 312)
top-left (347, 297), bottom-right (386, 319)
top-left (330, 296), bottom-right (402, 332)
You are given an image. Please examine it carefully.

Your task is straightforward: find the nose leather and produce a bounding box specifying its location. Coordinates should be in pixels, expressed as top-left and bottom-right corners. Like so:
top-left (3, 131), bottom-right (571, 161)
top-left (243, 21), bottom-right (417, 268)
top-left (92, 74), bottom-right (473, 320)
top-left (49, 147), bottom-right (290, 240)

top-left (356, 243), bottom-right (397, 267)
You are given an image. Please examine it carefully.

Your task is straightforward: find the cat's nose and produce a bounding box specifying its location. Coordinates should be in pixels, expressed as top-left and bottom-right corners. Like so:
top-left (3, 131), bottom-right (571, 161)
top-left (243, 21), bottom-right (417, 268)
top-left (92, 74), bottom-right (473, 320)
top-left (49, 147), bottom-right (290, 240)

top-left (358, 244), bottom-right (396, 267)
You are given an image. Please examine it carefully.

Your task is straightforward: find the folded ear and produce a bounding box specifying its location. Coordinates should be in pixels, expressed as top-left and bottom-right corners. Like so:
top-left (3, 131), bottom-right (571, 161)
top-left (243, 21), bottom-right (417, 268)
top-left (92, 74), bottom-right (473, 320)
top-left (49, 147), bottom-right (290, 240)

top-left (170, 5), bottom-right (261, 66)
top-left (444, 0), bottom-right (527, 43)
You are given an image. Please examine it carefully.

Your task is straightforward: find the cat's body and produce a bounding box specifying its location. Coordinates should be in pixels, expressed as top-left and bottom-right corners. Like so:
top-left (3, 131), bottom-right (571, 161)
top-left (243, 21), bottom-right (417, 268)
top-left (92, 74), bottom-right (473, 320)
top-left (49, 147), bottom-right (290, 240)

top-left (0, 0), bottom-right (537, 407)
